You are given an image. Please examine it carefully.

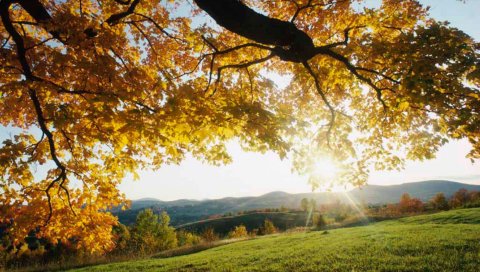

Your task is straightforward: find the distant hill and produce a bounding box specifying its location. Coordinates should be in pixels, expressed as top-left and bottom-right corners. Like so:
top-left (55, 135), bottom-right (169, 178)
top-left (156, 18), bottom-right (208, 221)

top-left (117, 180), bottom-right (480, 226)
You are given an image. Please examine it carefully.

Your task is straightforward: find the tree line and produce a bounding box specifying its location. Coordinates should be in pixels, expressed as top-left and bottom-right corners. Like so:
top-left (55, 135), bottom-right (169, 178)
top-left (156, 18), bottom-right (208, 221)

top-left (0, 208), bottom-right (278, 270)
top-left (369, 189), bottom-right (480, 217)
top-left (298, 188), bottom-right (480, 226)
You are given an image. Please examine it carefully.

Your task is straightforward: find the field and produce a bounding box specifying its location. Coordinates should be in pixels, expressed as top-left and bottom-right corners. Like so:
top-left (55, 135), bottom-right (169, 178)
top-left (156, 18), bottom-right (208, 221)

top-left (72, 208), bottom-right (480, 272)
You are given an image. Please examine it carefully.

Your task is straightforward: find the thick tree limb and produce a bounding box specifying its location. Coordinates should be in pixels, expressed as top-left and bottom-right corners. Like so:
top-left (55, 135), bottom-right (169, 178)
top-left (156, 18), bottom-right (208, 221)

top-left (193, 0), bottom-right (394, 112)
top-left (106, 0), bottom-right (141, 25)
top-left (193, 0), bottom-right (317, 62)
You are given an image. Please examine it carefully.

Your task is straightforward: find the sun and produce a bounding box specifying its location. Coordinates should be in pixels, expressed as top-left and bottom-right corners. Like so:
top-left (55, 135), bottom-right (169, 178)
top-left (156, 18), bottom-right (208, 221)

top-left (312, 157), bottom-right (339, 180)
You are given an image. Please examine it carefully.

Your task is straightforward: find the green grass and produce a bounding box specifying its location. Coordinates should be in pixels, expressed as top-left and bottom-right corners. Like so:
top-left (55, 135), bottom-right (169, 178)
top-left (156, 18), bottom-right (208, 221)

top-left (394, 208), bottom-right (480, 225)
top-left (72, 208), bottom-right (480, 272)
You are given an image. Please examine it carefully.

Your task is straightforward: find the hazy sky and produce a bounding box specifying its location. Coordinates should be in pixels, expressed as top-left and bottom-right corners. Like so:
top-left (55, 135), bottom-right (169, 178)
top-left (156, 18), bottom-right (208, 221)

top-left (118, 0), bottom-right (480, 200)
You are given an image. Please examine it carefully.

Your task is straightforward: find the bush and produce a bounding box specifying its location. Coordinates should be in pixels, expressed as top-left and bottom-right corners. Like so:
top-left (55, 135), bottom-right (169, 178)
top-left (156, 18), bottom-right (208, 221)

top-left (176, 230), bottom-right (202, 247)
top-left (228, 225), bottom-right (248, 239)
top-left (131, 209), bottom-right (177, 254)
top-left (429, 193), bottom-right (450, 211)
top-left (201, 228), bottom-right (219, 243)
top-left (313, 214), bottom-right (327, 228)
top-left (261, 220), bottom-right (277, 235)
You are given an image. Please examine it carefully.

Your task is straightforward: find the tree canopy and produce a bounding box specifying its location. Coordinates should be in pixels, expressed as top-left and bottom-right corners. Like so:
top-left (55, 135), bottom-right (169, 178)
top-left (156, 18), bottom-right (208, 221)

top-left (0, 0), bottom-right (479, 252)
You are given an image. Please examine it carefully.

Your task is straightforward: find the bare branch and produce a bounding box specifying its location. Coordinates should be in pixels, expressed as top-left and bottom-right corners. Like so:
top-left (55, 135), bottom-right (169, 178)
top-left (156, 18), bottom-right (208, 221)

top-left (319, 48), bottom-right (390, 111)
top-left (29, 88), bottom-right (75, 224)
top-left (210, 53), bottom-right (276, 96)
top-left (133, 12), bottom-right (188, 44)
top-left (303, 61), bottom-right (336, 148)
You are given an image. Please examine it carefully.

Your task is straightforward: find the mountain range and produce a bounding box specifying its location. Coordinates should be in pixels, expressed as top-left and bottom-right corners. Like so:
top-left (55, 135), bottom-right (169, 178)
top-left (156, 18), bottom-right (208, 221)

top-left (116, 180), bottom-right (480, 226)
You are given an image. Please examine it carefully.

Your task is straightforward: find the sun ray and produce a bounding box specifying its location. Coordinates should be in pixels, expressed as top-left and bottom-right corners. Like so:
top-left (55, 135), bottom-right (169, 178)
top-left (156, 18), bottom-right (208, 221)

top-left (342, 191), bottom-right (370, 224)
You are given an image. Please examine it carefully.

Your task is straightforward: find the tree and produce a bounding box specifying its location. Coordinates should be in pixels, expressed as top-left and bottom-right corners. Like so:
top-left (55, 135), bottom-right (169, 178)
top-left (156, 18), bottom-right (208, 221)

top-left (398, 193), bottom-right (412, 213)
top-left (200, 228), bottom-right (219, 243)
top-left (312, 213), bottom-right (326, 228)
top-left (111, 223), bottom-right (132, 254)
top-left (261, 219), bottom-right (277, 235)
top-left (301, 197), bottom-right (316, 212)
top-left (1, 0), bottom-right (479, 252)
top-left (176, 230), bottom-right (202, 247)
top-left (300, 198), bottom-right (310, 212)
top-left (310, 199), bottom-right (317, 212)
top-left (131, 209), bottom-right (177, 253)
top-left (399, 193), bottom-right (424, 214)
top-left (429, 193), bottom-right (450, 211)
top-left (227, 225), bottom-right (248, 239)
top-left (467, 191), bottom-right (480, 207)
top-left (449, 188), bottom-right (470, 208)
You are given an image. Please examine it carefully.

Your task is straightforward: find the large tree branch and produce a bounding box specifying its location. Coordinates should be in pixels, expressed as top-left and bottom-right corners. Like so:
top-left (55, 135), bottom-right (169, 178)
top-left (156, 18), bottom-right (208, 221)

top-left (193, 0), bottom-right (317, 62)
top-left (192, 0), bottom-right (394, 111)
top-left (106, 0), bottom-right (141, 25)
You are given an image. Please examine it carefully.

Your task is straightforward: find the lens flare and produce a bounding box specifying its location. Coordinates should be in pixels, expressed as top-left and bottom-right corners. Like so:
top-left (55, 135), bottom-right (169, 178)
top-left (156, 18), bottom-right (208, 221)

top-left (312, 158), bottom-right (338, 180)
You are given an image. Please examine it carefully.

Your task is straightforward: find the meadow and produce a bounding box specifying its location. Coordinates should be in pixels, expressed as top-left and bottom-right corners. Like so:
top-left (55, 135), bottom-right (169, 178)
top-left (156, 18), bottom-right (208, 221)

top-left (71, 208), bottom-right (480, 272)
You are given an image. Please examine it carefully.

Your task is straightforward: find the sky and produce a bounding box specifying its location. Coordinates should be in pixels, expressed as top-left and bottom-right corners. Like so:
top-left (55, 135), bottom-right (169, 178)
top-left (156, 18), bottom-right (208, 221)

top-left (118, 0), bottom-right (480, 201)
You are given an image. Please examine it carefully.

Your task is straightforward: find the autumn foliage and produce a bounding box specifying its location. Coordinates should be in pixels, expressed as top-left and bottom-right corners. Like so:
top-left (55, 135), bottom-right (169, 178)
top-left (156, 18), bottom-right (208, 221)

top-left (398, 193), bottom-right (424, 214)
top-left (0, 0), bottom-right (479, 253)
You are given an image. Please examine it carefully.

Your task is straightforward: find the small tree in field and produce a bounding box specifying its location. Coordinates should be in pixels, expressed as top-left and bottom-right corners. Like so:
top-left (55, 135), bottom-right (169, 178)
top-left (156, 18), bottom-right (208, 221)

top-left (228, 225), bottom-right (249, 239)
top-left (201, 228), bottom-right (219, 243)
top-left (450, 189), bottom-right (470, 208)
top-left (301, 198), bottom-right (309, 212)
top-left (467, 191), bottom-right (480, 207)
top-left (131, 209), bottom-right (177, 253)
top-left (429, 193), bottom-right (450, 211)
top-left (312, 214), bottom-right (327, 229)
top-left (176, 230), bottom-right (202, 247)
top-left (310, 199), bottom-right (317, 212)
top-left (261, 220), bottom-right (277, 235)
top-left (399, 193), bottom-right (424, 214)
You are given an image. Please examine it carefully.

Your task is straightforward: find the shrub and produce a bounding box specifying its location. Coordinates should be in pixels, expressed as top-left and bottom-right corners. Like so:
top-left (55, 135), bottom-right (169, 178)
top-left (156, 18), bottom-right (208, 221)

top-left (176, 230), bottom-right (202, 247)
top-left (313, 214), bottom-right (327, 228)
top-left (131, 209), bottom-right (177, 254)
top-left (201, 228), bottom-right (219, 243)
top-left (429, 193), bottom-right (450, 211)
top-left (228, 225), bottom-right (248, 239)
top-left (261, 220), bottom-right (277, 235)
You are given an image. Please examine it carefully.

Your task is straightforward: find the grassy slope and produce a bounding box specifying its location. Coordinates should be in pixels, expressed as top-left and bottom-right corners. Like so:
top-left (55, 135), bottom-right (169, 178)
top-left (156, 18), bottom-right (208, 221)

top-left (74, 208), bottom-right (480, 272)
